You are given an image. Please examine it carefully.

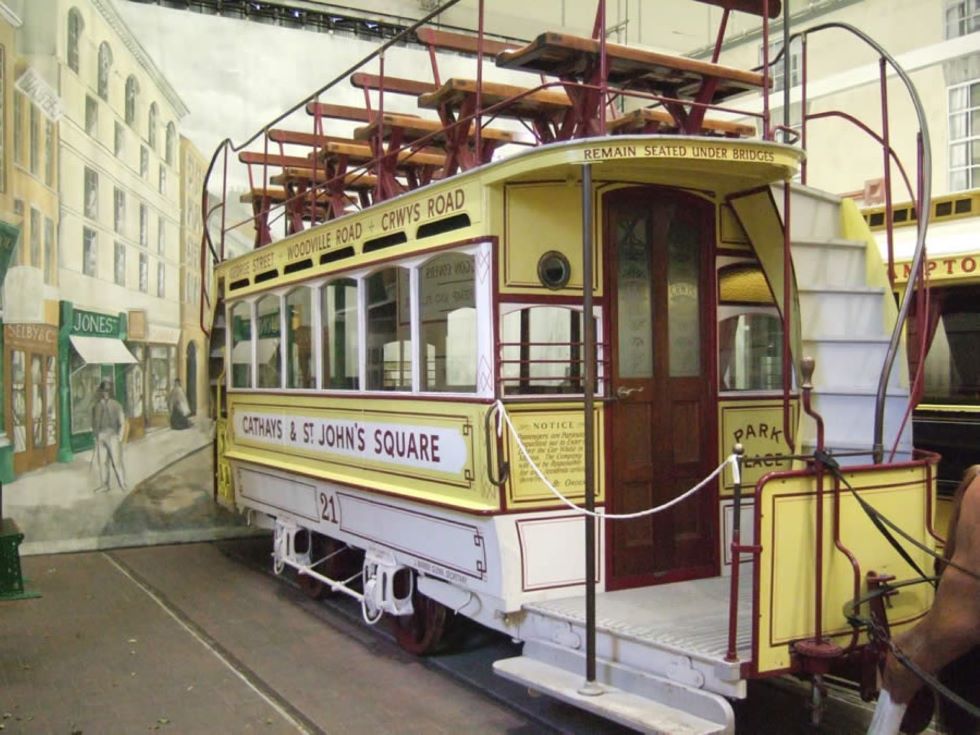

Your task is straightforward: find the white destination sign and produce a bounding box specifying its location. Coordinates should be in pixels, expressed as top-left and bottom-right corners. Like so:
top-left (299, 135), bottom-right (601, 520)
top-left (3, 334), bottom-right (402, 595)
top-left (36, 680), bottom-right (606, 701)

top-left (234, 411), bottom-right (468, 474)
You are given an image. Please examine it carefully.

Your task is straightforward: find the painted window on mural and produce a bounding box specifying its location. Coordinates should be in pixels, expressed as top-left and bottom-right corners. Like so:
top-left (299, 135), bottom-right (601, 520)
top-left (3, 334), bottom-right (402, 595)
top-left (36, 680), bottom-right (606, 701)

top-left (114, 241), bottom-right (126, 286)
top-left (44, 120), bottom-right (54, 186)
top-left (13, 92), bottom-right (21, 166)
top-left (322, 278), bottom-right (359, 390)
top-left (67, 8), bottom-right (83, 73)
top-left (366, 267), bottom-right (411, 391)
top-left (140, 146), bottom-right (149, 178)
top-left (150, 346), bottom-right (173, 415)
top-left (29, 103), bottom-right (39, 175)
top-left (30, 207), bottom-right (40, 268)
top-left (139, 253), bottom-right (148, 292)
top-left (11, 350), bottom-right (25, 452)
top-left (231, 301), bottom-right (252, 388)
top-left (115, 188), bottom-right (126, 235)
top-left (125, 75), bottom-right (139, 126)
top-left (44, 217), bottom-right (55, 285)
top-left (148, 102), bottom-right (158, 150)
top-left (157, 261), bottom-right (165, 298)
top-left (284, 288), bottom-right (314, 389)
top-left (31, 356), bottom-right (42, 448)
top-left (82, 227), bottom-right (97, 277)
top-left (256, 294), bottom-right (282, 388)
top-left (419, 251), bottom-right (476, 392)
top-left (84, 167), bottom-right (98, 219)
top-left (166, 122), bottom-right (175, 164)
top-left (139, 203), bottom-right (148, 246)
top-left (45, 355), bottom-right (57, 447)
top-left (69, 349), bottom-right (101, 435)
top-left (98, 41), bottom-right (112, 100)
top-left (114, 121), bottom-right (124, 157)
top-left (126, 344), bottom-right (144, 420)
top-left (157, 218), bottom-right (165, 254)
top-left (85, 95), bottom-right (98, 137)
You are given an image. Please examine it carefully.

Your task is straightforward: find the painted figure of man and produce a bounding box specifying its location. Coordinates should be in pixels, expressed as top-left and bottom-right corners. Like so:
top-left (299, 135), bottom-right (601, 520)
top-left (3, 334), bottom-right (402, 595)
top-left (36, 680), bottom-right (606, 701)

top-left (92, 380), bottom-right (127, 492)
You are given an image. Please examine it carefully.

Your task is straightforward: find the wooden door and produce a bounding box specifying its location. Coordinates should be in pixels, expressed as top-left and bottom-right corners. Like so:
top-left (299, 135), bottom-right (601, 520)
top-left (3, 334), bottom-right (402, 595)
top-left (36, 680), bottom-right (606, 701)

top-left (605, 188), bottom-right (717, 589)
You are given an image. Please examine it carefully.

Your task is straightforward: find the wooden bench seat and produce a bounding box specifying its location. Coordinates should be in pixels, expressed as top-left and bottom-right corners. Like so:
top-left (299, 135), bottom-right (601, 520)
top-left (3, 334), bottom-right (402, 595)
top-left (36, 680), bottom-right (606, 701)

top-left (418, 78), bottom-right (571, 118)
top-left (270, 168), bottom-right (379, 190)
top-left (608, 107), bottom-right (756, 138)
top-left (351, 73), bottom-right (436, 97)
top-left (317, 139), bottom-right (446, 168)
top-left (354, 112), bottom-right (515, 145)
top-left (238, 151), bottom-right (317, 169)
top-left (267, 129), bottom-right (354, 147)
top-left (305, 101), bottom-right (419, 123)
top-left (497, 32), bottom-right (767, 100)
top-left (416, 27), bottom-right (519, 57)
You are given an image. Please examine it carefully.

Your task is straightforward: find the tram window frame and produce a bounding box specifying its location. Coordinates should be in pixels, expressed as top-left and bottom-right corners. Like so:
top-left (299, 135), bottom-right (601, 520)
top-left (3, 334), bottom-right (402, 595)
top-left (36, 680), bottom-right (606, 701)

top-left (498, 303), bottom-right (605, 398)
top-left (229, 300), bottom-right (254, 389)
top-left (224, 242), bottom-right (493, 398)
top-left (717, 305), bottom-right (784, 393)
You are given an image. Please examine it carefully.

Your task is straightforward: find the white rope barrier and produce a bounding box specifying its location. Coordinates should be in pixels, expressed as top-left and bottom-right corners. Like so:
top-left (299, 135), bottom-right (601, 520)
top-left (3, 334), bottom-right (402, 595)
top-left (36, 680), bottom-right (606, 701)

top-left (493, 400), bottom-right (739, 521)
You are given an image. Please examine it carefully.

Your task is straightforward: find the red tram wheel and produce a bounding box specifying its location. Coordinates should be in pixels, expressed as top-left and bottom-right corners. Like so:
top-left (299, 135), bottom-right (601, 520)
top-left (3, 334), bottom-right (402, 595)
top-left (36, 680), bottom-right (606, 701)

top-left (391, 586), bottom-right (450, 655)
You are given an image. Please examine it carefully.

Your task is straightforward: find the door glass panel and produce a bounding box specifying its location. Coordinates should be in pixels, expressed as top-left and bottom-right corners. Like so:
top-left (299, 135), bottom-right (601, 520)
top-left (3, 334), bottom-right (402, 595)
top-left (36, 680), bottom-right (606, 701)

top-left (667, 217), bottom-right (701, 377)
top-left (11, 350), bottom-right (25, 453)
top-left (46, 356), bottom-right (57, 446)
top-left (616, 214), bottom-right (653, 379)
top-left (31, 355), bottom-right (42, 447)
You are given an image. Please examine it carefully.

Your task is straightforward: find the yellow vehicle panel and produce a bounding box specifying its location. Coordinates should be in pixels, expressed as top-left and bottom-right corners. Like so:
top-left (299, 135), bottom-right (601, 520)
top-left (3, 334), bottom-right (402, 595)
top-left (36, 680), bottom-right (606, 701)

top-left (755, 463), bottom-right (935, 674)
top-left (225, 394), bottom-right (498, 512)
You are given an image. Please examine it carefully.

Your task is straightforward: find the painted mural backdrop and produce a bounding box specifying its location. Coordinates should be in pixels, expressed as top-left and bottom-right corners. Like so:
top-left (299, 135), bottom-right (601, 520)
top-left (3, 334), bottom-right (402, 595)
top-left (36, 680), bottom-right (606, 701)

top-left (0, 0), bottom-right (491, 554)
top-left (0, 0), bottom-right (262, 554)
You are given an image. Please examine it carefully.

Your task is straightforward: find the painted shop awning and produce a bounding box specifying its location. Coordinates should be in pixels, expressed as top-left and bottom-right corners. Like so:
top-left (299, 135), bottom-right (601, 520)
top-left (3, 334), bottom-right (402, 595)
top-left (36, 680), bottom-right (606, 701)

top-left (70, 335), bottom-right (138, 364)
top-left (231, 339), bottom-right (279, 364)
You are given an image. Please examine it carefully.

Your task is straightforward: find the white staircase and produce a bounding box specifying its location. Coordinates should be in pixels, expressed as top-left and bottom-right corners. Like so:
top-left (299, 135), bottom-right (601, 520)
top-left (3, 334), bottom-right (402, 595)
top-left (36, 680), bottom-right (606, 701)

top-left (777, 183), bottom-right (913, 460)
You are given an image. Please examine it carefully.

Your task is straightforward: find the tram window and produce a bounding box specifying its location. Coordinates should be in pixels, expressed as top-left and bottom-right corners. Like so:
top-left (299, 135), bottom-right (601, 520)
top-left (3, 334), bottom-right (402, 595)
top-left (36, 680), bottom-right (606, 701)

top-left (718, 311), bottom-right (782, 391)
top-left (322, 278), bottom-right (359, 390)
top-left (256, 295), bottom-right (282, 388)
top-left (921, 295), bottom-right (980, 403)
top-left (284, 287), bottom-right (314, 389)
top-left (500, 306), bottom-right (586, 395)
top-left (366, 267), bottom-right (411, 391)
top-left (420, 252), bottom-right (476, 392)
top-left (230, 302), bottom-right (252, 389)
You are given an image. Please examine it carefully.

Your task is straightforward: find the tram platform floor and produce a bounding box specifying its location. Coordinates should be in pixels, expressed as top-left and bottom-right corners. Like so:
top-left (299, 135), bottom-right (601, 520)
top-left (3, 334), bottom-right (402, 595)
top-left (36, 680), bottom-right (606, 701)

top-left (0, 536), bottom-right (544, 735)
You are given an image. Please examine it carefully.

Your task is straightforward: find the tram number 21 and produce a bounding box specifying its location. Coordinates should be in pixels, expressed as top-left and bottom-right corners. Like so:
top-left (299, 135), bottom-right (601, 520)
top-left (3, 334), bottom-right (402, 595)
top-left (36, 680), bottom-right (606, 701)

top-left (318, 492), bottom-right (339, 525)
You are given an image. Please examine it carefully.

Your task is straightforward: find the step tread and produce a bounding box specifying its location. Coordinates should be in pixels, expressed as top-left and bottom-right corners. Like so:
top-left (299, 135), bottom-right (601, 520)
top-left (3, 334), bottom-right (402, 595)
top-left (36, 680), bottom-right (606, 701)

top-left (791, 237), bottom-right (866, 249)
top-left (494, 656), bottom-right (729, 735)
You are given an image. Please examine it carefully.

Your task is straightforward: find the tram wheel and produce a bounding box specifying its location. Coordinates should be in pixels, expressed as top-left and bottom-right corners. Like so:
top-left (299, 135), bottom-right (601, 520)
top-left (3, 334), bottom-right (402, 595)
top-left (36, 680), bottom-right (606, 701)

top-left (390, 582), bottom-right (449, 655)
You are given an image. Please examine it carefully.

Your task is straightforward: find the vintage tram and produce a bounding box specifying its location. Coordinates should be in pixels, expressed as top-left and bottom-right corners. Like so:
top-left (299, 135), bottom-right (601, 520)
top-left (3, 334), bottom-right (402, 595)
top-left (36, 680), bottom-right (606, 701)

top-left (202, 1), bottom-right (943, 731)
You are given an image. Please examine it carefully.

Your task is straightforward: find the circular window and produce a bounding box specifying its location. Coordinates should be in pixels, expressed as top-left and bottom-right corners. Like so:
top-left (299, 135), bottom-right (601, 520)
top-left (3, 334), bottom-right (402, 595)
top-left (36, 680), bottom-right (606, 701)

top-left (537, 251), bottom-right (572, 290)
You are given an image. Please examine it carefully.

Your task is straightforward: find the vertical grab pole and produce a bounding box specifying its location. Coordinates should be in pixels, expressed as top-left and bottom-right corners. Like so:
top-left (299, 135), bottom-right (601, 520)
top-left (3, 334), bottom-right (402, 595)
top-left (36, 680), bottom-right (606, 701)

top-left (725, 444), bottom-right (745, 662)
top-left (880, 57), bottom-right (895, 287)
top-left (782, 0), bottom-right (790, 141)
top-left (476, 0), bottom-right (484, 162)
top-left (579, 162), bottom-right (601, 695)
top-left (761, 0), bottom-right (770, 139)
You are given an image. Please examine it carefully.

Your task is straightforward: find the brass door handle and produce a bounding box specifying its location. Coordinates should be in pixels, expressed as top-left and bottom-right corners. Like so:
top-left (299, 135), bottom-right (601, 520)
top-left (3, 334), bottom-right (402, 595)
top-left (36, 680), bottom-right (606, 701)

top-left (616, 386), bottom-right (644, 399)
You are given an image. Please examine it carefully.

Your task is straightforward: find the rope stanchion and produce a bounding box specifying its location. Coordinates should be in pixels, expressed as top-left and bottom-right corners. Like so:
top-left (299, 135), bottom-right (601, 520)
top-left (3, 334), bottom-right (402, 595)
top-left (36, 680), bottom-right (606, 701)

top-left (492, 400), bottom-right (734, 521)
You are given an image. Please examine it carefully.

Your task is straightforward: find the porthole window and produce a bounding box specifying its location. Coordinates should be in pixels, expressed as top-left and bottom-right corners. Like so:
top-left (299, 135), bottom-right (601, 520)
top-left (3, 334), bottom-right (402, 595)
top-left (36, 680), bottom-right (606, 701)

top-left (537, 250), bottom-right (571, 290)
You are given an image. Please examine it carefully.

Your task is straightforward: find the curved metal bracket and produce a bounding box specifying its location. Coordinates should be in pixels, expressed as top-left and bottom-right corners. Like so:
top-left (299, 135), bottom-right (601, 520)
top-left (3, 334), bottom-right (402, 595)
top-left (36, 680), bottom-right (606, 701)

top-left (484, 404), bottom-right (509, 487)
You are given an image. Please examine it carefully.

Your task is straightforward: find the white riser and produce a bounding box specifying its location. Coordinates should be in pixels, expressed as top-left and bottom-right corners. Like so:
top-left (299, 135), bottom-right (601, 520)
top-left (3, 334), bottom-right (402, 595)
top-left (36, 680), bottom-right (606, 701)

top-left (774, 184), bottom-right (841, 241)
top-left (806, 392), bottom-right (912, 450)
top-left (792, 239), bottom-right (867, 289)
top-left (801, 338), bottom-right (901, 391)
top-left (799, 289), bottom-right (885, 338)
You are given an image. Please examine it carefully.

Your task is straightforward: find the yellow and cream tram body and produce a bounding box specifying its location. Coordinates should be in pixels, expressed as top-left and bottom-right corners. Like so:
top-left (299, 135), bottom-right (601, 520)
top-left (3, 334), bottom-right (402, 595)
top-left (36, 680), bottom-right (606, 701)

top-left (204, 2), bottom-right (943, 731)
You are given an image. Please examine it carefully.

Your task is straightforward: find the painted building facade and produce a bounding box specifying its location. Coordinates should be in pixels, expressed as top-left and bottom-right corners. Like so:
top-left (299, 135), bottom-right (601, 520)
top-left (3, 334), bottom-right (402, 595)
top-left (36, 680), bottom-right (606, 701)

top-left (16, 0), bottom-right (188, 461)
top-left (179, 134), bottom-right (207, 420)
